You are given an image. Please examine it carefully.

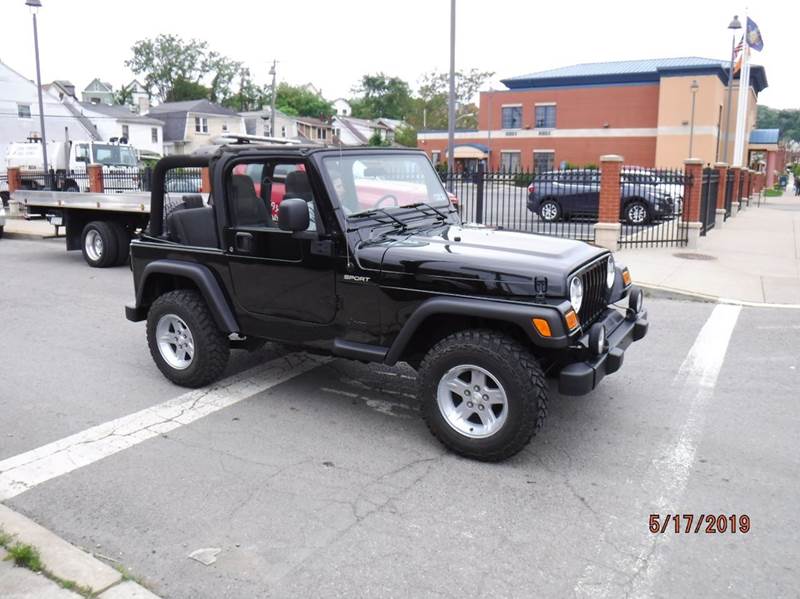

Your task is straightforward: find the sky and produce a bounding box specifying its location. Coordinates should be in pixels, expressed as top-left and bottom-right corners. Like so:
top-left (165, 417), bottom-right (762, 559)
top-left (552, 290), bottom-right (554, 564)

top-left (0, 0), bottom-right (794, 109)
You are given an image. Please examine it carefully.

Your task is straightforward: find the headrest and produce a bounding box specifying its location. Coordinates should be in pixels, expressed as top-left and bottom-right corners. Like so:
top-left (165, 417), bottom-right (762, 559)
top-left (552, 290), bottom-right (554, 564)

top-left (231, 174), bottom-right (256, 198)
top-left (285, 170), bottom-right (312, 196)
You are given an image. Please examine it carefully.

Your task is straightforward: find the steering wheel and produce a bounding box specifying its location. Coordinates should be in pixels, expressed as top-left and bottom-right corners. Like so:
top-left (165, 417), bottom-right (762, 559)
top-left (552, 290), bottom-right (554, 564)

top-left (374, 194), bottom-right (399, 208)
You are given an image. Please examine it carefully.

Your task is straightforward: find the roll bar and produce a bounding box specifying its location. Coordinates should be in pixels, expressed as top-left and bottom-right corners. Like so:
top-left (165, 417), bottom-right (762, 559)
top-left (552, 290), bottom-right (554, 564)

top-left (148, 155), bottom-right (210, 236)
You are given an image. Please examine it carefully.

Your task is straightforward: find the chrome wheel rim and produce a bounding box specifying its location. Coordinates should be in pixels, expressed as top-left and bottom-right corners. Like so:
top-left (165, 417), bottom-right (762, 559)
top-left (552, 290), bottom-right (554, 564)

top-left (541, 202), bottom-right (558, 221)
top-left (156, 314), bottom-right (195, 370)
top-left (436, 364), bottom-right (508, 439)
top-left (628, 204), bottom-right (647, 224)
top-left (85, 229), bottom-right (103, 262)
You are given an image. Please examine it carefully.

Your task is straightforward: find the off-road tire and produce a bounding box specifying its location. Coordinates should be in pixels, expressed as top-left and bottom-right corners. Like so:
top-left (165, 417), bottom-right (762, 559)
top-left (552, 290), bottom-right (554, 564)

top-left (111, 222), bottom-right (131, 266)
top-left (146, 289), bottom-right (230, 388)
top-left (0, 225), bottom-right (4, 239)
top-left (418, 329), bottom-right (547, 462)
top-left (81, 221), bottom-right (118, 268)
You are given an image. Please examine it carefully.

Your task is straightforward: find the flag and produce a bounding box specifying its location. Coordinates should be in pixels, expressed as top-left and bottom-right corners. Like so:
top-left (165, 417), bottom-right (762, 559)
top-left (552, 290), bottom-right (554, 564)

top-left (746, 17), bottom-right (764, 51)
top-left (733, 36), bottom-right (745, 75)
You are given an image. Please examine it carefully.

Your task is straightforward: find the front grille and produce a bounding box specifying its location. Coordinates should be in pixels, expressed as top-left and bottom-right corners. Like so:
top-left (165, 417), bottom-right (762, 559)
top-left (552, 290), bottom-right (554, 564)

top-left (575, 257), bottom-right (609, 327)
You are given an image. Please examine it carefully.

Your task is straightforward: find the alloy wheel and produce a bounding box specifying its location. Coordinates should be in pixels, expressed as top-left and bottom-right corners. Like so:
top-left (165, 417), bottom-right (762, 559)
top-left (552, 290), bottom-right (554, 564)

top-left (436, 364), bottom-right (508, 438)
top-left (156, 314), bottom-right (195, 370)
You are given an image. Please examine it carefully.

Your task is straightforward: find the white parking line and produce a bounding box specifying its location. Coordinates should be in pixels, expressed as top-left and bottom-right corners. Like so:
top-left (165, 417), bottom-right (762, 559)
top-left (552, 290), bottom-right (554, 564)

top-left (574, 303), bottom-right (742, 598)
top-left (0, 353), bottom-right (329, 501)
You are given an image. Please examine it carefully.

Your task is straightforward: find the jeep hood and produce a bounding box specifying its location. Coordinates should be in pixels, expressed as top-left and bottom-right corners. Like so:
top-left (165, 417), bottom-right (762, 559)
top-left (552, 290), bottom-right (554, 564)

top-left (356, 223), bottom-right (605, 298)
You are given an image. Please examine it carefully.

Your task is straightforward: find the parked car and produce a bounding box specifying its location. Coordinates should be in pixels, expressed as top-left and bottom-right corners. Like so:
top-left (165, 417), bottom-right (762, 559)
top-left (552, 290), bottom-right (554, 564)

top-left (125, 144), bottom-right (648, 462)
top-left (622, 168), bottom-right (683, 215)
top-left (527, 169), bottom-right (675, 225)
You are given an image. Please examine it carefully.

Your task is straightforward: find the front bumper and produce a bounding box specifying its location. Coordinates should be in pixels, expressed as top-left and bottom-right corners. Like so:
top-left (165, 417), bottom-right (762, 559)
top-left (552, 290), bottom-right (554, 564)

top-left (558, 305), bottom-right (648, 395)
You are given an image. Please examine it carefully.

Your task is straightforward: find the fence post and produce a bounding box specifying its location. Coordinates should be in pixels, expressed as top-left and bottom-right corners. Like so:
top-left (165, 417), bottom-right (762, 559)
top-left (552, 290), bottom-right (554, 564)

top-left (475, 162), bottom-right (485, 224)
top-left (740, 170), bottom-right (750, 210)
top-left (6, 167), bottom-right (22, 216)
top-left (682, 159), bottom-right (703, 250)
top-left (729, 167), bottom-right (740, 217)
top-left (201, 168), bottom-right (212, 193)
top-left (594, 154), bottom-right (623, 251)
top-left (713, 162), bottom-right (728, 228)
top-left (87, 164), bottom-right (104, 193)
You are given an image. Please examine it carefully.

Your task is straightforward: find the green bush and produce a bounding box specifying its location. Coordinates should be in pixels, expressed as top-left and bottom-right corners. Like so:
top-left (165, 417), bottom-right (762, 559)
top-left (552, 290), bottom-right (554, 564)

top-left (513, 172), bottom-right (532, 187)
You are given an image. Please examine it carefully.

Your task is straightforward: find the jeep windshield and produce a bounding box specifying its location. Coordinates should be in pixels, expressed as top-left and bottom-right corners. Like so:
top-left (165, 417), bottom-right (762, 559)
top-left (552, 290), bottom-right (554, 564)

top-left (321, 154), bottom-right (450, 220)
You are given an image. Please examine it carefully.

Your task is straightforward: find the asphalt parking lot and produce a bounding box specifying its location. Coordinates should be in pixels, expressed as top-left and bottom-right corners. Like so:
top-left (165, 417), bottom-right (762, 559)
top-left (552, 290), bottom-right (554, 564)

top-left (1, 236), bottom-right (798, 599)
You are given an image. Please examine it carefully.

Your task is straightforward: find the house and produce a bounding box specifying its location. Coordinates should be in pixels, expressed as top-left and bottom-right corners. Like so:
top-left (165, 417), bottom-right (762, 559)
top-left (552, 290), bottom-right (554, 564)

top-left (748, 128), bottom-right (783, 188)
top-left (77, 102), bottom-right (164, 158)
top-left (418, 57), bottom-right (768, 171)
top-left (42, 80), bottom-right (77, 101)
top-left (120, 79), bottom-right (150, 114)
top-left (0, 60), bottom-right (97, 169)
top-left (147, 99), bottom-right (245, 155)
top-left (332, 115), bottom-right (390, 146)
top-left (82, 78), bottom-right (115, 105)
top-left (332, 98), bottom-right (351, 117)
top-left (376, 117), bottom-right (407, 142)
top-left (239, 108), bottom-right (299, 140)
top-left (295, 116), bottom-right (334, 144)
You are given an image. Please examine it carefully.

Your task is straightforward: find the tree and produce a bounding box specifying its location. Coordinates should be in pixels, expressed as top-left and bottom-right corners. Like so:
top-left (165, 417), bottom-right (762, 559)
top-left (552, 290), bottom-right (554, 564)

top-left (757, 105), bottom-right (800, 143)
top-left (167, 76), bottom-right (210, 102)
top-left (367, 130), bottom-right (389, 146)
top-left (222, 68), bottom-right (269, 112)
top-left (394, 125), bottom-right (417, 147)
top-left (125, 34), bottom-right (210, 102)
top-left (409, 68), bottom-right (494, 130)
top-left (350, 73), bottom-right (414, 120)
top-left (274, 83), bottom-right (333, 118)
top-left (114, 86), bottom-right (133, 106)
top-left (206, 52), bottom-right (243, 105)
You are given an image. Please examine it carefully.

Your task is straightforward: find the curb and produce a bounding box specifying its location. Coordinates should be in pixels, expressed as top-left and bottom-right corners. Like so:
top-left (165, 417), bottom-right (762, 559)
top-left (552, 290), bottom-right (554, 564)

top-left (0, 504), bottom-right (159, 598)
top-left (639, 283), bottom-right (800, 309)
top-left (1, 231), bottom-right (57, 241)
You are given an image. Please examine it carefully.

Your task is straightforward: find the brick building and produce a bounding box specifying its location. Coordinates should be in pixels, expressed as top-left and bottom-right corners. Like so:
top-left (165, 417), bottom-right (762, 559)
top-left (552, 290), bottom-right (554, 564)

top-left (418, 57), bottom-right (768, 171)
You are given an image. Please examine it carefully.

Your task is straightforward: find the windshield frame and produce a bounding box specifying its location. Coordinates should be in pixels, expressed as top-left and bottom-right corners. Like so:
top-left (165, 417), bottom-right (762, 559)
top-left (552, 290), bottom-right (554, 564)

top-left (315, 150), bottom-right (452, 222)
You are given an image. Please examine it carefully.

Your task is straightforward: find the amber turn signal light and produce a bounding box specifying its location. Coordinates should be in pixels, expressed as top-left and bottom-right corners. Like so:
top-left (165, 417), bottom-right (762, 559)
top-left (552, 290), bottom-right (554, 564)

top-left (565, 310), bottom-right (579, 330)
top-left (622, 269), bottom-right (632, 286)
top-left (532, 318), bottom-right (552, 337)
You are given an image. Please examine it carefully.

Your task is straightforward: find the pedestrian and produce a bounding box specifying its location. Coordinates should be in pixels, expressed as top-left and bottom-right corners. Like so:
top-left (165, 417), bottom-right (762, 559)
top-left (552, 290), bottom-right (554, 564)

top-left (794, 174), bottom-right (800, 196)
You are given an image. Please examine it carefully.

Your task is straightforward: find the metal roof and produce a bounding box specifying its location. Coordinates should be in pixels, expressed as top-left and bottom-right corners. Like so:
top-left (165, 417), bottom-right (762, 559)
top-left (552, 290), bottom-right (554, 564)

top-left (749, 128), bottom-right (780, 144)
top-left (502, 57), bottom-right (767, 92)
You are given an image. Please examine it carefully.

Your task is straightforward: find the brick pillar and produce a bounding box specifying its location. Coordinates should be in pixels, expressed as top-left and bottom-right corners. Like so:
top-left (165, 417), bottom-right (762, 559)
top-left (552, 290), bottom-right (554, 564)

top-left (87, 164), bottom-right (104, 193)
top-left (201, 167), bottom-right (211, 193)
top-left (683, 159), bottom-right (703, 249)
top-left (7, 167), bottom-right (21, 193)
top-left (729, 167), bottom-right (741, 216)
top-left (713, 162), bottom-right (728, 228)
top-left (593, 154), bottom-right (624, 251)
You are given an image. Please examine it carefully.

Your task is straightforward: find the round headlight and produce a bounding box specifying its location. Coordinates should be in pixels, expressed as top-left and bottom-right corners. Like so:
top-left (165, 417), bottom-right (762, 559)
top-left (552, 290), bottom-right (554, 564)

top-left (606, 254), bottom-right (615, 289)
top-left (569, 276), bottom-right (584, 313)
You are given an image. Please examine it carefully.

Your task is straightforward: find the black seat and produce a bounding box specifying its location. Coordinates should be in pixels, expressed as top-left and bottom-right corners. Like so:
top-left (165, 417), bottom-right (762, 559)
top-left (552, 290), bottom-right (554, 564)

top-left (285, 171), bottom-right (314, 203)
top-left (232, 174), bottom-right (272, 227)
top-left (167, 206), bottom-right (218, 248)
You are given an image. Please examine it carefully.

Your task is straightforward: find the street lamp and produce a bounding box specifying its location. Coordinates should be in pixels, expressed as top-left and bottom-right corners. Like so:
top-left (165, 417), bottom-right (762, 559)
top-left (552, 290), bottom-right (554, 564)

top-left (722, 14), bottom-right (742, 163)
top-left (446, 0), bottom-right (456, 186)
top-left (688, 80), bottom-right (699, 158)
top-left (26, 0), bottom-right (49, 183)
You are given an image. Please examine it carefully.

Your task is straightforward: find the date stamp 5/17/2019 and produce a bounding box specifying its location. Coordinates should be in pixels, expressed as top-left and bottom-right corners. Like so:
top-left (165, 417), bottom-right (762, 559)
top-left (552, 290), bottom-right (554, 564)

top-left (649, 514), bottom-right (751, 534)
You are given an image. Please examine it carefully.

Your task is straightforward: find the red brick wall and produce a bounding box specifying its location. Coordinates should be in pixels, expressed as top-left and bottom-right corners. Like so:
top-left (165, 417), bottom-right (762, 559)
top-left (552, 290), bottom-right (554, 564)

top-left (478, 84), bottom-right (660, 130)
top-left (683, 161), bottom-right (703, 222)
top-left (419, 136), bottom-right (657, 170)
top-left (598, 157), bottom-right (622, 223)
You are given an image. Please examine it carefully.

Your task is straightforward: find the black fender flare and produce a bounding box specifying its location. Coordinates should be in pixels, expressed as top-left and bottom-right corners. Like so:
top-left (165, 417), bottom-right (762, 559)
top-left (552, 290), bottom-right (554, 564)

top-left (135, 259), bottom-right (239, 334)
top-left (383, 296), bottom-right (571, 365)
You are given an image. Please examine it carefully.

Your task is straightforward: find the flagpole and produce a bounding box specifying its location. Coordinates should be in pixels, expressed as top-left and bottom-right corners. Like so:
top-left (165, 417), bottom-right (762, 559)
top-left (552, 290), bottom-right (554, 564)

top-left (732, 16), bottom-right (750, 167)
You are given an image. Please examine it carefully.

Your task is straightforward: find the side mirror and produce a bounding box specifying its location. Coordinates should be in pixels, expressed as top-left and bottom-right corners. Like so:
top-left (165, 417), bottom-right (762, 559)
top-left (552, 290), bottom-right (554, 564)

top-left (278, 197), bottom-right (310, 232)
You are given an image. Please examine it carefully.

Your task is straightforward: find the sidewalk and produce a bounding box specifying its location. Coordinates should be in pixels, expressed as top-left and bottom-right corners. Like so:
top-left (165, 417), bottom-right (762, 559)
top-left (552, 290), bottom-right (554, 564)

top-left (618, 191), bottom-right (800, 305)
top-left (2, 215), bottom-right (61, 240)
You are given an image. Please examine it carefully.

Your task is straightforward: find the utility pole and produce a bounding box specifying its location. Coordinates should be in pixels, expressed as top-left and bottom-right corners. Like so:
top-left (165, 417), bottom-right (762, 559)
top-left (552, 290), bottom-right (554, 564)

top-left (269, 60), bottom-right (277, 137)
top-left (27, 0), bottom-right (49, 182)
top-left (446, 0), bottom-right (456, 185)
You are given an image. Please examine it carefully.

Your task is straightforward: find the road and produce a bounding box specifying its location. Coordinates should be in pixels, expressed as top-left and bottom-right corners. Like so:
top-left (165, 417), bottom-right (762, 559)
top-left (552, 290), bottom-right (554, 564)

top-left (1, 237), bottom-right (798, 599)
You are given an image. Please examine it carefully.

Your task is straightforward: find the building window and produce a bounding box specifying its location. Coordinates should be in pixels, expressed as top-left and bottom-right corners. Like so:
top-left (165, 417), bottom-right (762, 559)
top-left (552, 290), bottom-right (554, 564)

top-left (151, 128), bottom-right (158, 143)
top-left (533, 151), bottom-right (555, 174)
top-left (535, 105), bottom-right (557, 128)
top-left (121, 125), bottom-right (129, 138)
top-left (195, 117), bottom-right (208, 134)
top-left (321, 128), bottom-right (327, 140)
top-left (222, 122), bottom-right (228, 132)
top-left (501, 106), bottom-right (522, 129)
top-left (17, 104), bottom-right (32, 119)
top-left (281, 126), bottom-right (286, 137)
top-left (500, 151), bottom-right (521, 172)
top-left (431, 151), bottom-right (441, 164)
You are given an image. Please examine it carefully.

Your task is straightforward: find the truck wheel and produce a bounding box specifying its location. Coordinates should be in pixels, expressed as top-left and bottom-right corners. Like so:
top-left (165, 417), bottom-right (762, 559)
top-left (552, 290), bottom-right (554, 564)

top-left (111, 222), bottom-right (131, 266)
top-left (81, 221), bottom-right (118, 267)
top-left (146, 290), bottom-right (230, 388)
top-left (64, 180), bottom-right (80, 193)
top-left (418, 329), bottom-right (547, 462)
top-left (0, 226), bottom-right (4, 239)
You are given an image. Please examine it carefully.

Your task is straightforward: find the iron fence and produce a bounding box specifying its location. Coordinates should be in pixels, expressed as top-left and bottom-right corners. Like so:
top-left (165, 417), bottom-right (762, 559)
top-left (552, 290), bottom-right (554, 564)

top-left (724, 170), bottom-right (735, 220)
top-left (617, 166), bottom-right (690, 248)
top-left (443, 167), bottom-right (596, 241)
top-left (699, 167), bottom-right (719, 235)
top-left (737, 171), bottom-right (745, 210)
top-left (12, 168), bottom-right (203, 195)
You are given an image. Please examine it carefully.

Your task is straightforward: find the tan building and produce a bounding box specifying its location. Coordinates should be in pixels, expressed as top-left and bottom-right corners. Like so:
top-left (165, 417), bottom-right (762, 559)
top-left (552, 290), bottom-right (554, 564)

top-left (418, 57), bottom-right (768, 171)
top-left (147, 99), bottom-right (245, 155)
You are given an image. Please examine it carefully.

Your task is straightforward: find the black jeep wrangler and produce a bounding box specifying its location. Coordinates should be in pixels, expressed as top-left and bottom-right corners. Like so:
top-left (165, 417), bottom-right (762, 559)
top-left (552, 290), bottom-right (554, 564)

top-left (125, 142), bottom-right (648, 461)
